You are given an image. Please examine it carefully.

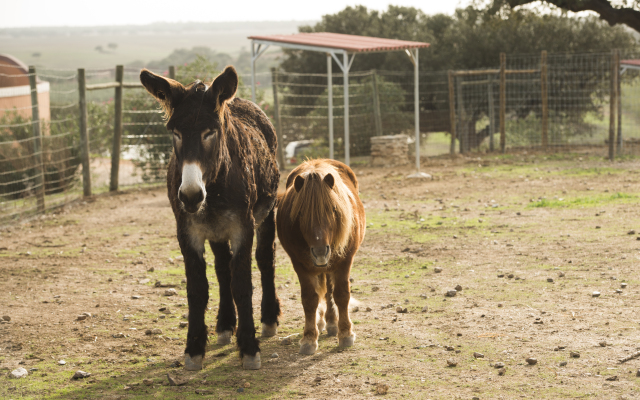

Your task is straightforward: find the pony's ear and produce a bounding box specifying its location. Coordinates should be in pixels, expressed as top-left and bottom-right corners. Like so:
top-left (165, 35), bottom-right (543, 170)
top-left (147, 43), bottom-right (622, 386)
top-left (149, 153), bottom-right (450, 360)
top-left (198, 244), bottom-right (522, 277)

top-left (294, 175), bottom-right (305, 192)
top-left (323, 173), bottom-right (335, 189)
top-left (207, 66), bottom-right (238, 109)
top-left (139, 69), bottom-right (184, 116)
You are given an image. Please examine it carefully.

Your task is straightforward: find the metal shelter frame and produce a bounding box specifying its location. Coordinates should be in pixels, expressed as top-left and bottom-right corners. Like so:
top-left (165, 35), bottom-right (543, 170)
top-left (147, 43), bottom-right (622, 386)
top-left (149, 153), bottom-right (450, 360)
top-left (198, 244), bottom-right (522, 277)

top-left (248, 32), bottom-right (430, 176)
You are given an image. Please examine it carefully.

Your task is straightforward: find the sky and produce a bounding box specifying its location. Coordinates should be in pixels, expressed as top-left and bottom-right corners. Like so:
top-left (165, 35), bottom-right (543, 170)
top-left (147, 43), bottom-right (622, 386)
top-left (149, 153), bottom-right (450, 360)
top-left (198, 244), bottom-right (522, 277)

top-left (1, 0), bottom-right (466, 28)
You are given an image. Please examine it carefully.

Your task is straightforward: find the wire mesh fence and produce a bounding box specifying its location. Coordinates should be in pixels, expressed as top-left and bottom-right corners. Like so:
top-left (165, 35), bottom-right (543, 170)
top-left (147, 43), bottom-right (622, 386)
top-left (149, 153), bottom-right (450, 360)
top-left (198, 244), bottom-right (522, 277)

top-left (2, 49), bottom-right (640, 224)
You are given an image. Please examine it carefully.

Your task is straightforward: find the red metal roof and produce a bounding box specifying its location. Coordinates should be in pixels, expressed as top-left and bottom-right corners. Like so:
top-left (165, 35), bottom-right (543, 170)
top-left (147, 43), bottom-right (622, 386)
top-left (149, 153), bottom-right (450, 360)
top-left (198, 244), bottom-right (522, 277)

top-left (622, 59), bottom-right (640, 67)
top-left (248, 32), bottom-right (430, 53)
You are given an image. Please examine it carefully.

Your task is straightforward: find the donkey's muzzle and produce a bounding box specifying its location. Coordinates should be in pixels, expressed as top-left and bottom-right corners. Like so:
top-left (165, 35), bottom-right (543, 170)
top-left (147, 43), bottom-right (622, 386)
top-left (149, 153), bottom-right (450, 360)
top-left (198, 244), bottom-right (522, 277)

top-left (311, 245), bottom-right (330, 267)
top-left (178, 188), bottom-right (204, 213)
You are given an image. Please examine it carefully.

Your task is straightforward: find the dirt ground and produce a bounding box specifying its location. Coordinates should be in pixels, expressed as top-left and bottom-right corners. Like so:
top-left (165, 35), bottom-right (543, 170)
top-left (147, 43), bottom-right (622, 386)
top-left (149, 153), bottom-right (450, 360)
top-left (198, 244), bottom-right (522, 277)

top-left (2, 151), bottom-right (640, 399)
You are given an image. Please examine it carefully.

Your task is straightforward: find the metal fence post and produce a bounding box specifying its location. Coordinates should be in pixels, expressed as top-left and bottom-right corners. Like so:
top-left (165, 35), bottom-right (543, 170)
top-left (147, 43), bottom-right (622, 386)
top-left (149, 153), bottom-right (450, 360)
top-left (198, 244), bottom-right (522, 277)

top-left (541, 51), bottom-right (549, 149)
top-left (28, 66), bottom-right (45, 212)
top-left (270, 67), bottom-right (285, 169)
top-left (616, 53), bottom-right (622, 154)
top-left (110, 65), bottom-right (124, 192)
top-left (448, 70), bottom-right (456, 154)
top-left (456, 75), bottom-right (465, 154)
top-left (499, 53), bottom-right (506, 153)
top-left (488, 74), bottom-right (496, 152)
top-left (371, 69), bottom-right (383, 137)
top-left (78, 68), bottom-right (92, 197)
top-left (609, 50), bottom-right (619, 161)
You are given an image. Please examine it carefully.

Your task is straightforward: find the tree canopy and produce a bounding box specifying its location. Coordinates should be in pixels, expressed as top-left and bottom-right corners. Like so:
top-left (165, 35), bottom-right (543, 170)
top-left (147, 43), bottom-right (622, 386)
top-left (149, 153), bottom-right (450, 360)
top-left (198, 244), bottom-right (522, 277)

top-left (279, 4), bottom-right (638, 74)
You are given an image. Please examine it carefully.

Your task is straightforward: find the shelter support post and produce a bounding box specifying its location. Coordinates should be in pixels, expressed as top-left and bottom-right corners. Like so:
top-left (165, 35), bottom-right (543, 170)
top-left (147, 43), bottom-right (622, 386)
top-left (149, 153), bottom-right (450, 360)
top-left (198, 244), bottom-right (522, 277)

top-left (456, 75), bottom-right (465, 154)
top-left (28, 66), bottom-right (45, 212)
top-left (541, 51), bottom-right (549, 149)
top-left (371, 69), bottom-right (382, 137)
top-left (270, 67), bottom-right (285, 169)
top-left (343, 51), bottom-right (350, 166)
top-left (406, 49), bottom-right (428, 178)
top-left (488, 74), bottom-right (495, 152)
top-left (617, 54), bottom-right (623, 154)
top-left (250, 41), bottom-right (269, 103)
top-left (327, 53), bottom-right (334, 160)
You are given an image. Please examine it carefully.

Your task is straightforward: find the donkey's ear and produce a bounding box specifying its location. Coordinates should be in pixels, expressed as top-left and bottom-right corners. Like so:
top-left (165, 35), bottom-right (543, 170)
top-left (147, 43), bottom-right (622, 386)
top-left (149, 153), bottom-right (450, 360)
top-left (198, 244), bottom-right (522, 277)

top-left (294, 175), bottom-right (305, 192)
top-left (139, 69), bottom-right (184, 114)
top-left (208, 66), bottom-right (238, 108)
top-left (323, 173), bottom-right (335, 189)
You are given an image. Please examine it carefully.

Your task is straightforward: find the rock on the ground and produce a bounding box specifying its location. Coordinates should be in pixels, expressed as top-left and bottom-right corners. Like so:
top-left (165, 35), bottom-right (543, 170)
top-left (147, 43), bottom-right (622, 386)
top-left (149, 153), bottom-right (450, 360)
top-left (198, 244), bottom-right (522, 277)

top-left (526, 358), bottom-right (537, 365)
top-left (447, 359), bottom-right (457, 367)
top-left (376, 383), bottom-right (389, 395)
top-left (11, 367), bottom-right (28, 378)
top-left (143, 378), bottom-right (153, 386)
top-left (167, 373), bottom-right (187, 386)
top-left (570, 351), bottom-right (580, 358)
top-left (145, 328), bottom-right (162, 335)
top-left (2, 315), bottom-right (11, 321)
top-left (592, 291), bottom-right (601, 297)
top-left (270, 353), bottom-right (279, 359)
top-left (72, 370), bottom-right (91, 380)
top-left (58, 360), bottom-right (66, 365)
top-left (164, 288), bottom-right (178, 296)
top-left (421, 305), bottom-right (428, 313)
top-left (179, 321), bottom-right (188, 328)
top-left (434, 267), bottom-right (443, 273)
top-left (445, 290), bottom-right (457, 297)
top-left (113, 333), bottom-right (125, 338)
top-left (473, 352), bottom-right (484, 358)
top-left (455, 284), bottom-right (463, 291)
top-left (76, 315), bottom-right (87, 321)
top-left (494, 362), bottom-right (505, 368)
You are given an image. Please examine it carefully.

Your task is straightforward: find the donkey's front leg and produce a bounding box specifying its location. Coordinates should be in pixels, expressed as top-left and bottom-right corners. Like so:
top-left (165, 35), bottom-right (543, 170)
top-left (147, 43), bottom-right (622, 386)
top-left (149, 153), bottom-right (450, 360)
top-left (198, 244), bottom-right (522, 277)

top-left (230, 225), bottom-right (260, 369)
top-left (256, 209), bottom-right (281, 337)
top-left (178, 230), bottom-right (209, 371)
top-left (211, 241), bottom-right (235, 345)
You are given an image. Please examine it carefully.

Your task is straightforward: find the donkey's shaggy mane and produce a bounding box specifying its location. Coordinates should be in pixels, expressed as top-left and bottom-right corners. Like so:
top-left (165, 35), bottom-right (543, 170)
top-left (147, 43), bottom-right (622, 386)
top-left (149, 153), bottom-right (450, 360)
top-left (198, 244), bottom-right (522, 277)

top-left (283, 160), bottom-right (355, 255)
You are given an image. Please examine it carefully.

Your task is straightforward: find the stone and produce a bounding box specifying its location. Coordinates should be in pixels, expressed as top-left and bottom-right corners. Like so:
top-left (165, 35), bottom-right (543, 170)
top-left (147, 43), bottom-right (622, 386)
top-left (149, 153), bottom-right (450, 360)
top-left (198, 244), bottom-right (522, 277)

top-left (281, 337), bottom-right (293, 345)
top-left (455, 284), bottom-right (462, 291)
top-left (164, 289), bottom-right (178, 296)
top-left (11, 368), bottom-right (28, 379)
top-left (599, 341), bottom-right (607, 347)
top-left (2, 315), bottom-right (11, 321)
top-left (547, 278), bottom-right (554, 283)
top-left (494, 362), bottom-right (505, 368)
top-left (76, 315), bottom-right (87, 321)
top-left (636, 369), bottom-right (640, 377)
top-left (366, 307), bottom-right (372, 312)
top-left (243, 382), bottom-right (251, 388)
top-left (58, 360), bottom-right (66, 365)
top-left (179, 322), bottom-right (188, 328)
top-left (621, 283), bottom-right (628, 289)
top-left (446, 359), bottom-right (457, 367)
top-left (113, 333), bottom-right (125, 338)
top-left (559, 361), bottom-right (567, 366)
top-left (143, 378), bottom-right (153, 386)
top-left (526, 358), bottom-right (537, 365)
top-left (72, 370), bottom-right (91, 380)
top-left (396, 306), bottom-right (407, 313)
top-left (498, 368), bottom-right (506, 376)
top-left (445, 290), bottom-right (457, 297)
top-left (237, 388), bottom-right (244, 393)
top-left (376, 383), bottom-right (389, 395)
top-left (145, 328), bottom-right (162, 335)
top-left (628, 230), bottom-right (636, 235)
top-left (570, 351), bottom-right (580, 358)
top-left (605, 376), bottom-right (618, 381)
top-left (473, 352), bottom-right (484, 358)
top-left (421, 305), bottom-right (428, 313)
top-left (131, 295), bottom-right (142, 300)
top-left (434, 267), bottom-right (443, 273)
top-left (167, 373), bottom-right (186, 386)
top-left (592, 292), bottom-right (601, 297)
top-left (558, 272), bottom-right (565, 277)
top-left (270, 353), bottom-right (279, 359)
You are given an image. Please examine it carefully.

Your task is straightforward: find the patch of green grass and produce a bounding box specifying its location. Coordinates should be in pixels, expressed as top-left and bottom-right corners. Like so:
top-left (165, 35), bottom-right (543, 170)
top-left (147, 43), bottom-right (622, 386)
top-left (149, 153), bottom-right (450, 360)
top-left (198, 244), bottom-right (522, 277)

top-left (528, 192), bottom-right (637, 208)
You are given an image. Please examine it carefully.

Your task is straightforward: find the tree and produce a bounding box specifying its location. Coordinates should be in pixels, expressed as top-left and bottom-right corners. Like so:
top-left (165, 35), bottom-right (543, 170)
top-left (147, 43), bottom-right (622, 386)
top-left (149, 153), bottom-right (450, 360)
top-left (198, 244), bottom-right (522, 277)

top-left (502, 0), bottom-right (640, 33)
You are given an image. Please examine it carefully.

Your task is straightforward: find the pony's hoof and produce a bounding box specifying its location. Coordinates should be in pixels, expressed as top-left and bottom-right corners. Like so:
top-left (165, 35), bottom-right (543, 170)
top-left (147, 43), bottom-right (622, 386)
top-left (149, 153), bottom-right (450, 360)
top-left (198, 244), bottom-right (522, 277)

top-left (339, 335), bottom-right (356, 347)
top-left (216, 330), bottom-right (233, 345)
top-left (184, 354), bottom-right (203, 371)
top-left (261, 323), bottom-right (277, 337)
top-left (242, 352), bottom-right (261, 370)
top-left (299, 341), bottom-right (318, 355)
top-left (326, 324), bottom-right (338, 337)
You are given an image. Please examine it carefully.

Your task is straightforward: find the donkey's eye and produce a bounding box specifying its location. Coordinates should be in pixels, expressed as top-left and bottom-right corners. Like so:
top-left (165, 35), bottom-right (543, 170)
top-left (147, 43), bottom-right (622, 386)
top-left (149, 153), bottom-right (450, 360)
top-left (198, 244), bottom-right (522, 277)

top-left (172, 129), bottom-right (182, 141)
top-left (203, 129), bottom-right (215, 141)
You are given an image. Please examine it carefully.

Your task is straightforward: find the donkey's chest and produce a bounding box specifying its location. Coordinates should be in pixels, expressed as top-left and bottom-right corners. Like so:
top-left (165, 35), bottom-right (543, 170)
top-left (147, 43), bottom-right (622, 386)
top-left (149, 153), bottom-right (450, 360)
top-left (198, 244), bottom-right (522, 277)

top-left (187, 211), bottom-right (242, 245)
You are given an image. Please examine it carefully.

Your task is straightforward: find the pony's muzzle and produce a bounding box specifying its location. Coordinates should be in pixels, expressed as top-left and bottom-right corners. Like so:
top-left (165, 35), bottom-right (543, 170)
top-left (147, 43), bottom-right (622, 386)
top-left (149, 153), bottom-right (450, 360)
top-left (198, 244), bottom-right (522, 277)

top-left (311, 245), bottom-right (330, 267)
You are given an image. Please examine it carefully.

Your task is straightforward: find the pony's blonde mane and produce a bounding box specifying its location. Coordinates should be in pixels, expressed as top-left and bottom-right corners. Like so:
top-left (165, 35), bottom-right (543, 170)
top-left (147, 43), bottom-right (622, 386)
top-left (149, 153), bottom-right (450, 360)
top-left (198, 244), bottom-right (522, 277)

top-left (285, 161), bottom-right (355, 255)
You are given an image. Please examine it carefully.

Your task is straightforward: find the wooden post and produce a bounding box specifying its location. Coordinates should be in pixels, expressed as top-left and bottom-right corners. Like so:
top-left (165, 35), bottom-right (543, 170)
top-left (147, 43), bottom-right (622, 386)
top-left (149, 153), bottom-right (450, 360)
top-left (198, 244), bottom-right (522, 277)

top-left (609, 50), bottom-right (619, 161)
top-left (327, 54), bottom-right (334, 159)
top-left (169, 65), bottom-right (176, 80)
top-left (28, 66), bottom-right (45, 212)
top-left (448, 70), bottom-right (456, 154)
top-left (371, 70), bottom-right (383, 137)
top-left (616, 55), bottom-right (623, 154)
top-left (488, 74), bottom-right (496, 152)
top-left (499, 52), bottom-right (506, 153)
top-left (541, 51), bottom-right (549, 148)
top-left (456, 75), bottom-right (465, 154)
top-left (78, 68), bottom-right (92, 197)
top-left (110, 65), bottom-right (124, 192)
top-left (270, 68), bottom-right (285, 169)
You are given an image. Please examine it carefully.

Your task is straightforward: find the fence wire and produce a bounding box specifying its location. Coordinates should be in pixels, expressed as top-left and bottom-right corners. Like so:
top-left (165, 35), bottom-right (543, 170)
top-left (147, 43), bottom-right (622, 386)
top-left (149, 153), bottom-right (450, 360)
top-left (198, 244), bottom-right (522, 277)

top-left (2, 50), bottom-right (640, 224)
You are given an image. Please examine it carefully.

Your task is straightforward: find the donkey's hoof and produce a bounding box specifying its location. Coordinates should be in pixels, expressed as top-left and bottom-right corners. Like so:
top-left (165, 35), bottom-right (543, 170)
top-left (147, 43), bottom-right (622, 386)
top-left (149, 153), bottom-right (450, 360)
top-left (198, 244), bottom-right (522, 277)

top-left (261, 323), bottom-right (277, 337)
top-left (242, 352), bottom-right (261, 370)
top-left (184, 354), bottom-right (203, 371)
top-left (339, 334), bottom-right (356, 347)
top-left (216, 330), bottom-right (233, 345)
top-left (299, 341), bottom-right (318, 355)
top-left (326, 324), bottom-right (338, 337)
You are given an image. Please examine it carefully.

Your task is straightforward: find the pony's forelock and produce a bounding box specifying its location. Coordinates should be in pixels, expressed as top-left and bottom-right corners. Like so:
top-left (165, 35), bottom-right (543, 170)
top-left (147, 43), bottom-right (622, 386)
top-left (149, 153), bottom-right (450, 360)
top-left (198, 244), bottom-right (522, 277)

top-left (286, 161), bottom-right (355, 255)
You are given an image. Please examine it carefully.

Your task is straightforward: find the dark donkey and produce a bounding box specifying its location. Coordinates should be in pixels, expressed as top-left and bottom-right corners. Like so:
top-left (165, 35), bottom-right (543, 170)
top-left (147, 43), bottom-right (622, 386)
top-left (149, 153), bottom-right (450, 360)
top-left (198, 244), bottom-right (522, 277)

top-left (139, 66), bottom-right (281, 370)
top-left (277, 159), bottom-right (365, 355)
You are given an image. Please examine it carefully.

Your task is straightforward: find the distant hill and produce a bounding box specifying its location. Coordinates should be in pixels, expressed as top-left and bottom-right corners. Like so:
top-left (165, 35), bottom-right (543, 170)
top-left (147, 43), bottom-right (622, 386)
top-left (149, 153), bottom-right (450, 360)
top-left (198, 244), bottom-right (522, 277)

top-left (0, 21), bottom-right (313, 69)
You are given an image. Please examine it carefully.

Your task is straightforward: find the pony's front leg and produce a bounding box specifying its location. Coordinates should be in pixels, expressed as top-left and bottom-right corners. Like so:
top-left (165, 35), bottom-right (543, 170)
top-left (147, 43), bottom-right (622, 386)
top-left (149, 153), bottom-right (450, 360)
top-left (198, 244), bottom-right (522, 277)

top-left (230, 225), bottom-right (260, 369)
top-left (297, 270), bottom-right (321, 355)
top-left (178, 230), bottom-right (209, 371)
top-left (332, 258), bottom-right (356, 348)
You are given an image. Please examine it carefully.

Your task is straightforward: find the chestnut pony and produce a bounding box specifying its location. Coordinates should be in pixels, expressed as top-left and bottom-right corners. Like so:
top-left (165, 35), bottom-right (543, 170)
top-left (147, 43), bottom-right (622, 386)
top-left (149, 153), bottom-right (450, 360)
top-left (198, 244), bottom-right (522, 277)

top-left (277, 159), bottom-right (365, 355)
